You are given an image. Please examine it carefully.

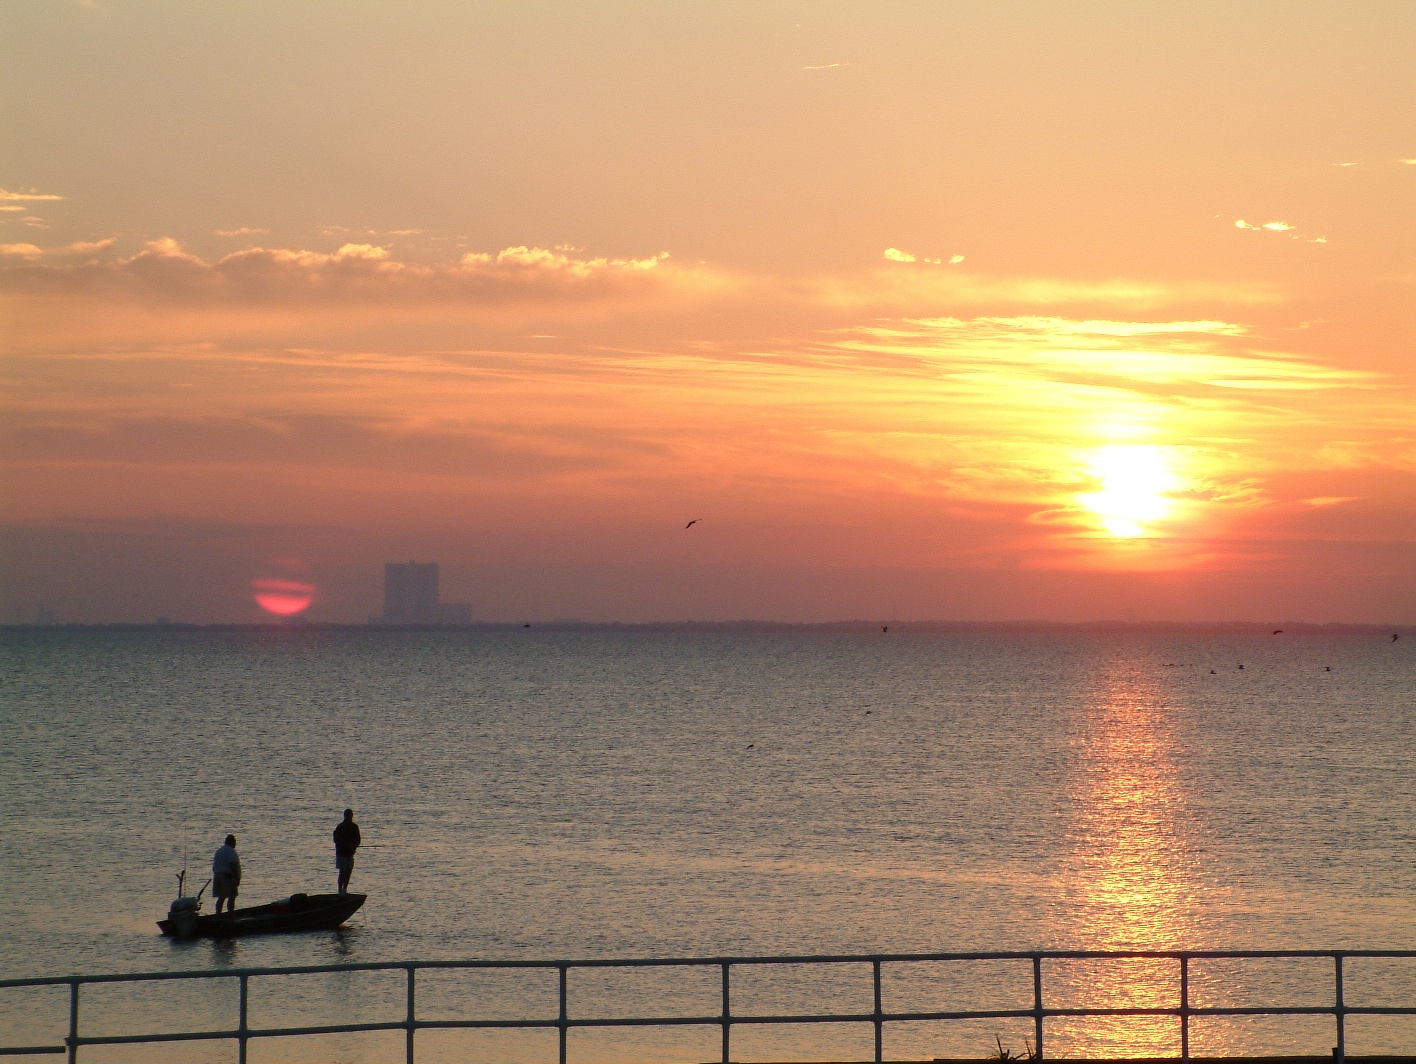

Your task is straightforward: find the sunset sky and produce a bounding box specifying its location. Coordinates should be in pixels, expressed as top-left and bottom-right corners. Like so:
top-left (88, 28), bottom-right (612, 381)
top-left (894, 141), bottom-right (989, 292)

top-left (3, 1), bottom-right (1414, 623)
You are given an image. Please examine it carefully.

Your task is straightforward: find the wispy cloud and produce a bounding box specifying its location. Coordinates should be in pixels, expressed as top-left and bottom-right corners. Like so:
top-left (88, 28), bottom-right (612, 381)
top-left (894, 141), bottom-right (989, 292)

top-left (65, 238), bottom-right (117, 255)
top-left (1234, 219), bottom-right (1326, 244)
top-left (823, 268), bottom-right (1278, 310)
top-left (0, 238), bottom-right (702, 310)
top-left (802, 62), bottom-right (849, 71)
top-left (0, 239), bottom-right (113, 258)
top-left (833, 315), bottom-right (1367, 396)
top-left (0, 187), bottom-right (63, 203)
top-left (215, 227), bottom-right (270, 237)
top-left (883, 247), bottom-right (962, 266)
top-left (23, 217), bottom-right (50, 229)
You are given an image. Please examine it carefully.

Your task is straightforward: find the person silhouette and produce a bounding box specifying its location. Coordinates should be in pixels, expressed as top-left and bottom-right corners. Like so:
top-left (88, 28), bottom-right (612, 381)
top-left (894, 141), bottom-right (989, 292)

top-left (333, 809), bottom-right (361, 894)
top-left (212, 834), bottom-right (241, 914)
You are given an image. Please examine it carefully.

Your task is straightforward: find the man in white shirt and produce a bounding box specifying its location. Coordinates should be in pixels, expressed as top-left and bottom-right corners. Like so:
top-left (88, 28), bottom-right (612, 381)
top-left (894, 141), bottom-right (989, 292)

top-left (212, 834), bottom-right (241, 914)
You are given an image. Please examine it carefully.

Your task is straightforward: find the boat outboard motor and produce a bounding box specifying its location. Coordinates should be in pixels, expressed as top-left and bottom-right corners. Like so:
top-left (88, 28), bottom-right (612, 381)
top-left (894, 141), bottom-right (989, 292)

top-left (166, 869), bottom-right (207, 939)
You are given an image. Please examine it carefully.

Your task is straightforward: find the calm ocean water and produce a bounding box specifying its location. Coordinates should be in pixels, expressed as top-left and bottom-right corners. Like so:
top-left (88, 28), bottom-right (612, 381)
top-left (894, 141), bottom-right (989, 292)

top-left (1, 626), bottom-right (1412, 1063)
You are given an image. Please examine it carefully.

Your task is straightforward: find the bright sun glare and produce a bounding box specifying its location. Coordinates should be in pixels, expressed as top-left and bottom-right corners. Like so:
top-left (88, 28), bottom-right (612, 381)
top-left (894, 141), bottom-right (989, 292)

top-left (1082, 445), bottom-right (1178, 538)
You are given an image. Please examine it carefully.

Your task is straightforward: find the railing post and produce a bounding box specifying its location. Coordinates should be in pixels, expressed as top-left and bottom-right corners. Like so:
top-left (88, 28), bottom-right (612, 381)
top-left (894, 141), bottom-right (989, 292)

top-left (872, 960), bottom-right (883, 1064)
top-left (1179, 956), bottom-right (1189, 1062)
top-left (239, 973), bottom-right (249, 1064)
top-left (1334, 954), bottom-right (1345, 1064)
top-left (1032, 955), bottom-right (1044, 1062)
top-left (559, 963), bottom-right (569, 1064)
top-left (66, 980), bottom-right (79, 1064)
top-left (405, 964), bottom-right (416, 1064)
top-left (720, 962), bottom-right (731, 1064)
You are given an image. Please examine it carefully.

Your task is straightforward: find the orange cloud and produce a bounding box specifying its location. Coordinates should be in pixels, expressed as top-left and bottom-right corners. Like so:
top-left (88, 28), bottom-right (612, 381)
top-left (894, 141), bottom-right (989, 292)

top-left (0, 239), bottom-right (702, 310)
top-left (0, 187), bottom-right (63, 203)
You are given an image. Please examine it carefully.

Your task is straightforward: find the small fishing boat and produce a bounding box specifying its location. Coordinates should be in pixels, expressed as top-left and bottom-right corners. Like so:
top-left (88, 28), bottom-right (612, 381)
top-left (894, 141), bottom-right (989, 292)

top-left (158, 871), bottom-right (365, 938)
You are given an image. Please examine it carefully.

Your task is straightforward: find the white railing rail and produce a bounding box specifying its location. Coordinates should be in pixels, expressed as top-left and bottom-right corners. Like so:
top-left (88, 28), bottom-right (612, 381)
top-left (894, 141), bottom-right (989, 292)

top-left (2, 949), bottom-right (1413, 1062)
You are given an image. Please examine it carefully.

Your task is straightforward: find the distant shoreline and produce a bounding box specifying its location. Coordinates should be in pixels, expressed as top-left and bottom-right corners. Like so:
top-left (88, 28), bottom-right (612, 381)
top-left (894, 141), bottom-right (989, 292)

top-left (2, 619), bottom-right (1408, 634)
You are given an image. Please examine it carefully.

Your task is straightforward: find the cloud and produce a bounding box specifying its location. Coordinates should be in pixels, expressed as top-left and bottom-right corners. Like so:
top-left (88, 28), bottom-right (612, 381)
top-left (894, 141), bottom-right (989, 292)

top-left (23, 217), bottom-right (50, 229)
top-left (0, 238), bottom-right (698, 311)
top-left (0, 239), bottom-right (112, 258)
top-left (64, 238), bottom-right (117, 255)
top-left (831, 315), bottom-right (1372, 399)
top-left (0, 205), bottom-right (25, 213)
top-left (821, 268), bottom-right (1278, 310)
top-left (0, 188), bottom-right (63, 203)
top-left (1, 411), bottom-right (649, 480)
top-left (215, 227), bottom-right (270, 237)
top-left (1400, 159), bottom-right (1416, 165)
top-left (1332, 162), bottom-right (1358, 168)
top-left (472, 245), bottom-right (669, 275)
top-left (802, 62), bottom-right (849, 71)
top-left (884, 248), bottom-right (962, 266)
top-left (1234, 219), bottom-right (1327, 245)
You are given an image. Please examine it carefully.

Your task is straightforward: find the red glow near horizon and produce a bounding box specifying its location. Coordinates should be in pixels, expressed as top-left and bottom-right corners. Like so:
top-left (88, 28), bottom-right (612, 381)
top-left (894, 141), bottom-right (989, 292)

top-left (253, 576), bottom-right (316, 616)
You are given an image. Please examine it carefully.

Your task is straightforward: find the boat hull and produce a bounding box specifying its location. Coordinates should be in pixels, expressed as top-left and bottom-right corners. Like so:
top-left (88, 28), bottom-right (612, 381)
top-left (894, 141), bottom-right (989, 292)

top-left (159, 893), bottom-right (365, 938)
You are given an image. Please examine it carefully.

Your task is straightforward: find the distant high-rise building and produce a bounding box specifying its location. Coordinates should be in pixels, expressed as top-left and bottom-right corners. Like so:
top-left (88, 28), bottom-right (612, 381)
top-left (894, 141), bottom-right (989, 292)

top-left (372, 562), bottom-right (472, 625)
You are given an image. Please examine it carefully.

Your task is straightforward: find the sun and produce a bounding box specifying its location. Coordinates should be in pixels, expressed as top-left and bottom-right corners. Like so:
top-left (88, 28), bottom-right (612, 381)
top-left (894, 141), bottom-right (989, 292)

top-left (1081, 445), bottom-right (1179, 538)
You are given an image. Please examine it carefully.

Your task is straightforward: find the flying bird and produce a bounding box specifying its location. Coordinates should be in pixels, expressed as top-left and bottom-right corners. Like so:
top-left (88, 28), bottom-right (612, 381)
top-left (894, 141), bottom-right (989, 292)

top-left (1394, 633), bottom-right (1401, 642)
top-left (746, 743), bottom-right (755, 750)
top-left (1272, 629), bottom-right (1283, 635)
top-left (685, 519), bottom-right (701, 529)
top-left (881, 625), bottom-right (889, 633)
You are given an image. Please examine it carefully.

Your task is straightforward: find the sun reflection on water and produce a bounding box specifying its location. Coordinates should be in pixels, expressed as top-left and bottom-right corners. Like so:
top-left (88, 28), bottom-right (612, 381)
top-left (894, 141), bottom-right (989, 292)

top-left (1052, 661), bottom-right (1198, 1057)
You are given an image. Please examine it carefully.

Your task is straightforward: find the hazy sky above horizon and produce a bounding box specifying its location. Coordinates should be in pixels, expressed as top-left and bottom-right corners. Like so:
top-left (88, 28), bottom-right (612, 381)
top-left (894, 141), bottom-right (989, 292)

top-left (3, 1), bottom-right (1414, 623)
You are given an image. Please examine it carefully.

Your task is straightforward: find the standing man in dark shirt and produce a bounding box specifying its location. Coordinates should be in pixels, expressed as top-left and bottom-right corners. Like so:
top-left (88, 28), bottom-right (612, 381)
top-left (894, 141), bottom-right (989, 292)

top-left (333, 809), bottom-right (361, 894)
top-left (212, 834), bottom-right (241, 914)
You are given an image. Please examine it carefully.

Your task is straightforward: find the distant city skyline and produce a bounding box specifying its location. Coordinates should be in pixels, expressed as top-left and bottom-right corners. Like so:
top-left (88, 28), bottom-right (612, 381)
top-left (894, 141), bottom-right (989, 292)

top-left (3, 2), bottom-right (1414, 624)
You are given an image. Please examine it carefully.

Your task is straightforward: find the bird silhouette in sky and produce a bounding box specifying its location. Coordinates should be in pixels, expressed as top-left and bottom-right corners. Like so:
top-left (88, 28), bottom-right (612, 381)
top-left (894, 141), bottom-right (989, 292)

top-left (881, 625), bottom-right (888, 633)
top-left (1272, 629), bottom-right (1283, 635)
top-left (1394, 633), bottom-right (1401, 642)
top-left (685, 519), bottom-right (700, 529)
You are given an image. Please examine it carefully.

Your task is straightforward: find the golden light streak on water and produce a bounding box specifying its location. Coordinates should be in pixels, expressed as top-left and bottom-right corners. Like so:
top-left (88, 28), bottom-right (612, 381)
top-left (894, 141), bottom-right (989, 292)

top-left (1053, 661), bottom-right (1198, 1057)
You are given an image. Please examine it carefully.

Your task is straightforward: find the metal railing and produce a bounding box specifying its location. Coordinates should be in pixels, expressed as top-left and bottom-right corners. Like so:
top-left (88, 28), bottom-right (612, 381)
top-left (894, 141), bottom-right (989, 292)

top-left (2, 949), bottom-right (1413, 1062)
